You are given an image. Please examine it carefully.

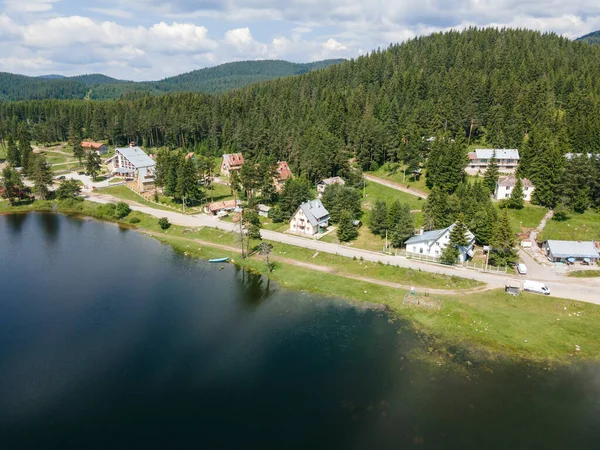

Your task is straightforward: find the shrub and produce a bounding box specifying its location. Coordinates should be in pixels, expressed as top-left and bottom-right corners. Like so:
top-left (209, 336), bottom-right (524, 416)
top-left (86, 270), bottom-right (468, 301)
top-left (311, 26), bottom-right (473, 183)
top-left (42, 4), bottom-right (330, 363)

top-left (128, 216), bottom-right (141, 224)
top-left (158, 217), bottom-right (170, 230)
top-left (114, 202), bottom-right (131, 219)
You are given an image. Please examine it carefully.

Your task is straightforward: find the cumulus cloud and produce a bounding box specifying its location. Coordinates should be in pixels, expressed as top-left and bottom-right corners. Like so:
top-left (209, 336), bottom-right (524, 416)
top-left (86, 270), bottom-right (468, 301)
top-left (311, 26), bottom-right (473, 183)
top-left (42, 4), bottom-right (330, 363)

top-left (224, 27), bottom-right (267, 56)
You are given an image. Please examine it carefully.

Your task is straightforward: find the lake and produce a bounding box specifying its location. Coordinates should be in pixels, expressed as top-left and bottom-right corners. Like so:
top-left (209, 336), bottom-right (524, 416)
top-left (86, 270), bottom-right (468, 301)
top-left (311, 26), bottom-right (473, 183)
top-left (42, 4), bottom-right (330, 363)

top-left (1, 213), bottom-right (599, 449)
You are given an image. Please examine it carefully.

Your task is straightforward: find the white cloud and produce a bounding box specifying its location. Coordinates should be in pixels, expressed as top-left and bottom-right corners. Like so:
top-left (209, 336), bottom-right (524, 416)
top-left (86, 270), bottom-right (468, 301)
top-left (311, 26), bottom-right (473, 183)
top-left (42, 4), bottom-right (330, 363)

top-left (4, 0), bottom-right (59, 13)
top-left (224, 27), bottom-right (267, 56)
top-left (0, 56), bottom-right (53, 70)
top-left (86, 7), bottom-right (133, 19)
top-left (322, 38), bottom-right (346, 52)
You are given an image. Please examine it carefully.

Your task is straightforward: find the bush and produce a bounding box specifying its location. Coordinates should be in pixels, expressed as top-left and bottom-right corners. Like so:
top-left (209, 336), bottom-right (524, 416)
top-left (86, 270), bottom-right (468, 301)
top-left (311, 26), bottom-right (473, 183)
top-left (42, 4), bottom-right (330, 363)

top-left (128, 216), bottom-right (141, 224)
top-left (553, 206), bottom-right (570, 222)
top-left (96, 203), bottom-right (117, 219)
top-left (114, 202), bottom-right (131, 219)
top-left (158, 217), bottom-right (170, 230)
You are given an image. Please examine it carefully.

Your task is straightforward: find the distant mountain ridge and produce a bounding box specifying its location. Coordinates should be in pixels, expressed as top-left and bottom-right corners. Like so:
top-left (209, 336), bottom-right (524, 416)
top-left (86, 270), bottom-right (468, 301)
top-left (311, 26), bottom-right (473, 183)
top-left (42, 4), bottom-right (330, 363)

top-left (576, 30), bottom-right (600, 45)
top-left (0, 59), bottom-right (345, 101)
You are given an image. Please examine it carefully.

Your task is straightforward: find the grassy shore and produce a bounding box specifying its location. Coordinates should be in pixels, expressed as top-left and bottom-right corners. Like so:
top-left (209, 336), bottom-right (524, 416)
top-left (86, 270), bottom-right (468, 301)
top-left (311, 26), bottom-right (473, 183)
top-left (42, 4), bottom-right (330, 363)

top-left (2, 199), bottom-right (600, 364)
top-left (567, 270), bottom-right (600, 278)
top-left (540, 210), bottom-right (600, 241)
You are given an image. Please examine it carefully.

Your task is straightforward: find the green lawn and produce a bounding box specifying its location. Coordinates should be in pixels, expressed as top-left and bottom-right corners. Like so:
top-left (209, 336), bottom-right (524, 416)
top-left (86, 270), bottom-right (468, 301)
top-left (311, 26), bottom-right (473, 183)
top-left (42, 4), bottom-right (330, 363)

top-left (99, 186), bottom-right (175, 212)
top-left (368, 164), bottom-right (431, 193)
top-left (363, 179), bottom-right (425, 211)
top-left (539, 210), bottom-right (600, 241)
top-left (109, 177), bottom-right (124, 184)
top-left (497, 204), bottom-right (549, 233)
top-left (206, 182), bottom-right (234, 202)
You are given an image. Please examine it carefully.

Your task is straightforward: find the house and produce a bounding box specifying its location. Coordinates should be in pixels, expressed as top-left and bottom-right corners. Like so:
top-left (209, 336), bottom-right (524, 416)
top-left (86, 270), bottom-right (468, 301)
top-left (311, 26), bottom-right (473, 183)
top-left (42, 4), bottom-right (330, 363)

top-left (257, 204), bottom-right (271, 218)
top-left (467, 149), bottom-right (520, 174)
top-left (204, 199), bottom-right (241, 216)
top-left (105, 144), bottom-right (155, 192)
top-left (316, 177), bottom-right (345, 198)
top-left (81, 141), bottom-right (108, 155)
top-left (289, 199), bottom-right (330, 236)
top-left (494, 176), bottom-right (534, 201)
top-left (405, 223), bottom-right (475, 262)
top-left (273, 161), bottom-right (294, 192)
top-left (220, 153), bottom-right (244, 176)
top-left (542, 240), bottom-right (600, 263)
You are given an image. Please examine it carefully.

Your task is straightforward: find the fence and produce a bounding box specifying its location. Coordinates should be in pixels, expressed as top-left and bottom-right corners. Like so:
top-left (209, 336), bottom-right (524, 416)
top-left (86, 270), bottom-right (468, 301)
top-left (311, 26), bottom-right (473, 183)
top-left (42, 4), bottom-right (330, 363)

top-left (463, 261), bottom-right (508, 274)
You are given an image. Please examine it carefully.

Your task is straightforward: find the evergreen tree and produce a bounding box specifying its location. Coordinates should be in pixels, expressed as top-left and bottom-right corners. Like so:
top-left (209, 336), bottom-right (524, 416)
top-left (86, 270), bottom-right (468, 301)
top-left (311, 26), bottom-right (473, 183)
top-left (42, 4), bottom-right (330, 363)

top-left (56, 179), bottom-right (82, 200)
top-left (440, 218), bottom-right (469, 265)
top-left (321, 184), bottom-right (361, 223)
top-left (6, 134), bottom-right (20, 167)
top-left (508, 178), bottom-right (525, 209)
top-left (175, 157), bottom-right (201, 205)
top-left (279, 178), bottom-right (312, 219)
top-left (72, 136), bottom-right (84, 165)
top-left (469, 203), bottom-right (497, 245)
top-left (422, 187), bottom-right (459, 230)
top-left (389, 203), bottom-right (415, 248)
top-left (483, 151), bottom-right (499, 193)
top-left (85, 151), bottom-right (102, 181)
top-left (490, 209), bottom-right (518, 267)
top-left (572, 186), bottom-right (590, 214)
top-left (337, 210), bottom-right (358, 242)
top-left (31, 155), bottom-right (53, 199)
top-left (369, 200), bottom-right (388, 236)
top-left (164, 152), bottom-right (180, 197)
top-left (18, 125), bottom-right (33, 175)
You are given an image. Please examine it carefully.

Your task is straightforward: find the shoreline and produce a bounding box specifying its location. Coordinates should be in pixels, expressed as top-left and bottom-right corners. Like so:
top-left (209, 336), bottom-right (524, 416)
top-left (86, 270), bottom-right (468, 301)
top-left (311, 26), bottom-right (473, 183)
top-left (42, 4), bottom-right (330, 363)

top-left (2, 200), bottom-right (600, 365)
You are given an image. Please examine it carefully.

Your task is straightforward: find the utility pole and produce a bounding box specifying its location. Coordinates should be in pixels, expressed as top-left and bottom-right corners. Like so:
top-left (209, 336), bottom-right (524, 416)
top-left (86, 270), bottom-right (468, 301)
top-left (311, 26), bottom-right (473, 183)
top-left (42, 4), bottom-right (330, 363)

top-left (485, 245), bottom-right (491, 272)
top-left (239, 209), bottom-right (245, 259)
top-left (182, 194), bottom-right (186, 214)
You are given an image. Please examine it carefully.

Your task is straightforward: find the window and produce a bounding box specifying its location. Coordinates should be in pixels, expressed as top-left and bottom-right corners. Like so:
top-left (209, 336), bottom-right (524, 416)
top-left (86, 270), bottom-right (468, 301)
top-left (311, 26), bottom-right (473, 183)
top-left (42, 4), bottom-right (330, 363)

top-left (505, 194), bottom-right (510, 198)
top-left (524, 187), bottom-right (528, 191)
top-left (419, 248), bottom-right (423, 254)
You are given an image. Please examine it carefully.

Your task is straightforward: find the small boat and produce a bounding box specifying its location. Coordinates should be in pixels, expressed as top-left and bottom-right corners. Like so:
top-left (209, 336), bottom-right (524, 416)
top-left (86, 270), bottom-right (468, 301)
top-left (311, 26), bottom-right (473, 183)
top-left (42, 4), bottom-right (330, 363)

top-left (209, 257), bottom-right (229, 263)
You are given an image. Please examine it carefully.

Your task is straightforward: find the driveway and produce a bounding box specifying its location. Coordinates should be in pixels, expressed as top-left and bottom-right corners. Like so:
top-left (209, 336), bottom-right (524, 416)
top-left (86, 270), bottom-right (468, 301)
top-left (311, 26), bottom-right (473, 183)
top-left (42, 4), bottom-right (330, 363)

top-left (363, 174), bottom-right (429, 199)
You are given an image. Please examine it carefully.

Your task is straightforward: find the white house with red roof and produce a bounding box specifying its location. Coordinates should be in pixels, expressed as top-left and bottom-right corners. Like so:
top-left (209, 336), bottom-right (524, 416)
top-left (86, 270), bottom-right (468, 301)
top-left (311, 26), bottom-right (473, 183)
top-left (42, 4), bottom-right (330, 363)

top-left (221, 153), bottom-right (244, 176)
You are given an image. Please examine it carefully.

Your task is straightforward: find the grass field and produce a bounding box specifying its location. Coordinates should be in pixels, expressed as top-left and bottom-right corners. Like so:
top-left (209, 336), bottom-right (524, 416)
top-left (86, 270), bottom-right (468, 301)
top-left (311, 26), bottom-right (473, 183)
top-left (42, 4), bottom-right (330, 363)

top-left (3, 198), bottom-right (600, 363)
top-left (368, 164), bottom-right (431, 193)
top-left (99, 186), bottom-right (175, 212)
top-left (206, 182), bottom-right (234, 202)
top-left (498, 204), bottom-right (548, 233)
top-left (567, 270), bottom-right (600, 278)
top-left (539, 210), bottom-right (600, 241)
top-left (363, 179), bottom-right (425, 211)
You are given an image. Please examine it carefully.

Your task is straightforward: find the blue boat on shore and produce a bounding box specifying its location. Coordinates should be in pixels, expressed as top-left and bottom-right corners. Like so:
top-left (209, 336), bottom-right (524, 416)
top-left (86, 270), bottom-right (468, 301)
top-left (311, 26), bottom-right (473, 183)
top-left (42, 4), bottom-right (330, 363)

top-left (209, 257), bottom-right (229, 263)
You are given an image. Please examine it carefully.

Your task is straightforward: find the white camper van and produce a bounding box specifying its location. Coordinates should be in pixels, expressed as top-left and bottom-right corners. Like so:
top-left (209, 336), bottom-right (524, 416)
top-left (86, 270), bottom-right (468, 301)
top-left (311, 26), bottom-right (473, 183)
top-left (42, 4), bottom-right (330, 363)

top-left (523, 280), bottom-right (550, 295)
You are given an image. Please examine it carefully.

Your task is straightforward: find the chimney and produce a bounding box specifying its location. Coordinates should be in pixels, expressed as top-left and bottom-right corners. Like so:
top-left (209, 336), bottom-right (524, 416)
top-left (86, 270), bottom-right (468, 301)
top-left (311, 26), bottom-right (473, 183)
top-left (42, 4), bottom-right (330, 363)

top-left (419, 227), bottom-right (424, 235)
top-left (130, 141), bottom-right (135, 148)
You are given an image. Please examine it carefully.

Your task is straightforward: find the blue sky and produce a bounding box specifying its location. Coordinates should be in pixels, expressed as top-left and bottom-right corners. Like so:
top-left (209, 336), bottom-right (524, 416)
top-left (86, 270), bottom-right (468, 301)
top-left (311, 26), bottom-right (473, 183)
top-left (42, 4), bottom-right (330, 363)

top-left (1, 0), bottom-right (599, 80)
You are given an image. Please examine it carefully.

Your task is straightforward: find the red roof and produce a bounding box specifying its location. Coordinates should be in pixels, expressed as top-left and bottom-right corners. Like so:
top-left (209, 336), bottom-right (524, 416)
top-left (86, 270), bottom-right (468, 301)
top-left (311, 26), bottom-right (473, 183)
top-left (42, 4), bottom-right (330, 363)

top-left (206, 200), bottom-right (239, 213)
top-left (468, 152), bottom-right (477, 160)
top-left (223, 153), bottom-right (244, 167)
top-left (276, 161), bottom-right (293, 181)
top-left (81, 142), bottom-right (106, 149)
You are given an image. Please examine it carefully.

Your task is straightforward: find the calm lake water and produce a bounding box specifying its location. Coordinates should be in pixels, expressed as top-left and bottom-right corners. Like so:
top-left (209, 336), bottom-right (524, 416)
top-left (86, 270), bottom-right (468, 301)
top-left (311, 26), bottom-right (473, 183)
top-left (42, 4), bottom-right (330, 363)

top-left (1, 213), bottom-right (599, 449)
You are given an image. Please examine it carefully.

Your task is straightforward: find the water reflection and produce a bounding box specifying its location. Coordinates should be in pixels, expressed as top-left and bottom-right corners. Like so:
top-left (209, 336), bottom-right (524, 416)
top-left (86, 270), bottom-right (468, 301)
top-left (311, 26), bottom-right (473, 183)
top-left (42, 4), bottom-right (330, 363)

top-left (36, 213), bottom-right (60, 242)
top-left (234, 266), bottom-right (272, 308)
top-left (3, 213), bottom-right (29, 235)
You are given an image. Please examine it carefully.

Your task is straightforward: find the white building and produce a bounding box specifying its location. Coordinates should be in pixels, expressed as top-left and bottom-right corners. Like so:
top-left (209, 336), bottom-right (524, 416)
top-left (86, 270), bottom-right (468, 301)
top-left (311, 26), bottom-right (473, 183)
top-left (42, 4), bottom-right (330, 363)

top-left (467, 149), bottom-right (520, 174)
top-left (316, 177), bottom-right (345, 198)
top-left (289, 199), bottom-right (330, 236)
top-left (105, 144), bottom-right (155, 192)
top-left (405, 223), bottom-right (475, 262)
top-left (494, 176), bottom-right (534, 202)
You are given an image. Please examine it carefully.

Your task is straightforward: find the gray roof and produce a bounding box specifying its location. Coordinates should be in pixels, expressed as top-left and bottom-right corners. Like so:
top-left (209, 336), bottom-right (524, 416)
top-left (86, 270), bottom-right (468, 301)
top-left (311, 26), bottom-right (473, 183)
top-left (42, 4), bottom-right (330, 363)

top-left (298, 199), bottom-right (329, 227)
top-left (116, 147), bottom-right (155, 168)
top-left (545, 240), bottom-right (599, 259)
top-left (405, 223), bottom-right (475, 246)
top-left (474, 149), bottom-right (520, 160)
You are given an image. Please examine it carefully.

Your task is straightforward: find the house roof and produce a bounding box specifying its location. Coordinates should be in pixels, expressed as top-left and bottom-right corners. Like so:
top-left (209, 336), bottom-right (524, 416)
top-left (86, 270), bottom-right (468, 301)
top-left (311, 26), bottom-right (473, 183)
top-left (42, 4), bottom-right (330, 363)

top-left (113, 167), bottom-right (134, 174)
top-left (545, 240), bottom-right (600, 259)
top-left (207, 200), bottom-right (240, 213)
top-left (257, 204), bottom-right (271, 212)
top-left (405, 223), bottom-right (474, 246)
top-left (565, 153), bottom-right (595, 160)
top-left (472, 149), bottom-right (520, 160)
top-left (298, 199), bottom-right (329, 227)
top-left (81, 141), bottom-right (106, 149)
top-left (497, 176), bottom-right (533, 187)
top-left (223, 153), bottom-right (244, 167)
top-left (276, 161), bottom-right (293, 181)
top-left (318, 176), bottom-right (345, 186)
top-left (114, 146), bottom-right (155, 168)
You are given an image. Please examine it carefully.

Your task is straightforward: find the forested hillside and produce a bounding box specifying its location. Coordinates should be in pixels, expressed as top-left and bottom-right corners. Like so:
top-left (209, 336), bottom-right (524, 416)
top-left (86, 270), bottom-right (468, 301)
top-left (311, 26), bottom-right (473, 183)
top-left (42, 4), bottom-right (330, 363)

top-left (2, 28), bottom-right (600, 209)
top-left (0, 59), bottom-right (344, 101)
top-left (577, 30), bottom-right (600, 45)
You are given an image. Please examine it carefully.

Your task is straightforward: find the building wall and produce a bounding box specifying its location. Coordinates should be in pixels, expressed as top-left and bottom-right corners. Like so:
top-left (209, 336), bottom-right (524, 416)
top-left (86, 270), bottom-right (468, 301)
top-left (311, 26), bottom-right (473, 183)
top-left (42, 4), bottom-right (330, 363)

top-left (290, 209), bottom-right (316, 235)
top-left (494, 184), bottom-right (534, 201)
top-left (407, 230), bottom-right (473, 262)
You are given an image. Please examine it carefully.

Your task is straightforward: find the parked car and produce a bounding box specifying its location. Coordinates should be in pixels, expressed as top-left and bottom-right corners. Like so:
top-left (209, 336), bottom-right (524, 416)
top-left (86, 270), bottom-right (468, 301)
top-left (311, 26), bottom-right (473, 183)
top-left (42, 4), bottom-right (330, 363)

top-left (523, 280), bottom-right (550, 295)
top-left (77, 171), bottom-right (85, 175)
top-left (56, 176), bottom-right (66, 180)
top-left (516, 263), bottom-right (528, 275)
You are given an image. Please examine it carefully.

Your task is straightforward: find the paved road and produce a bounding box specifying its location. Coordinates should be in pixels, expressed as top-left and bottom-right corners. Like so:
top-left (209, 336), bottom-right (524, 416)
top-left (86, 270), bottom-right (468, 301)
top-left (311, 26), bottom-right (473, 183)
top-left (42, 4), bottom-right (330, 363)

top-left (85, 192), bottom-right (600, 305)
top-left (364, 174), bottom-right (429, 199)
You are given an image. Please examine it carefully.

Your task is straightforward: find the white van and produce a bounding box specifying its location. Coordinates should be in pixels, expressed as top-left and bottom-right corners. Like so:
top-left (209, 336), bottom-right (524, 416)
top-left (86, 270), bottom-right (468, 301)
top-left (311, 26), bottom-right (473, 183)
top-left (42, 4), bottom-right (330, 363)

top-left (523, 280), bottom-right (550, 295)
top-left (516, 263), bottom-right (528, 275)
